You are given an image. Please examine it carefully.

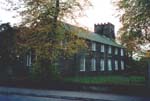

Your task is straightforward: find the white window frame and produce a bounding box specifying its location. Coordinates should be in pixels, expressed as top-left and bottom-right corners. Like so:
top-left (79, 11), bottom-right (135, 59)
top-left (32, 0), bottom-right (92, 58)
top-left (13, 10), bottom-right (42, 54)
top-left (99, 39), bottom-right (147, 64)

top-left (100, 59), bottom-right (105, 71)
top-left (115, 60), bottom-right (118, 70)
top-left (101, 44), bottom-right (104, 52)
top-left (115, 48), bottom-right (118, 55)
top-left (1, 27), bottom-right (4, 31)
top-left (121, 49), bottom-right (124, 56)
top-left (0, 27), bottom-right (4, 32)
top-left (108, 46), bottom-right (112, 54)
top-left (121, 60), bottom-right (125, 70)
top-left (80, 56), bottom-right (86, 71)
top-left (91, 58), bottom-right (96, 71)
top-left (91, 42), bottom-right (96, 51)
top-left (26, 51), bottom-right (32, 67)
top-left (108, 59), bottom-right (112, 71)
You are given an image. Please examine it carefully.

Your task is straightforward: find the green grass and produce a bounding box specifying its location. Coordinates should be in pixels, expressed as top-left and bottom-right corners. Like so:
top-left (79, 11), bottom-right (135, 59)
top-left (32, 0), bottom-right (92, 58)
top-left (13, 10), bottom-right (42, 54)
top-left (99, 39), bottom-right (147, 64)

top-left (64, 75), bottom-right (145, 86)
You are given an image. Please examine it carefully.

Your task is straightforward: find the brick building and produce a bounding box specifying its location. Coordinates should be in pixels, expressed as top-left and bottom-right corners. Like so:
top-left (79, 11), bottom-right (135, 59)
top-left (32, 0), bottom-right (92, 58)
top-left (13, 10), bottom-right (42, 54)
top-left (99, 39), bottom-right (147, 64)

top-left (59, 23), bottom-right (126, 75)
top-left (0, 22), bottom-right (126, 75)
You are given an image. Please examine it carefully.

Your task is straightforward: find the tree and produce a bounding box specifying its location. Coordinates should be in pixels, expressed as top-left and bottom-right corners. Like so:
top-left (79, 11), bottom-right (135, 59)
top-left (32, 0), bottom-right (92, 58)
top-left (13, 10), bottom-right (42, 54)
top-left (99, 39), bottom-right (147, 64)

top-left (4, 0), bottom-right (91, 80)
top-left (0, 23), bottom-right (16, 79)
top-left (145, 50), bottom-right (150, 58)
top-left (114, 0), bottom-right (150, 54)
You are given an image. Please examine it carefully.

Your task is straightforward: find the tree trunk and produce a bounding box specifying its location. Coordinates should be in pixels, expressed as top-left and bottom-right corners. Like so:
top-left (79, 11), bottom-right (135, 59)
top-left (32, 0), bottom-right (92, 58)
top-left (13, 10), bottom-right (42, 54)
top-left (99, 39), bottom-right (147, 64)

top-left (51, 0), bottom-right (60, 36)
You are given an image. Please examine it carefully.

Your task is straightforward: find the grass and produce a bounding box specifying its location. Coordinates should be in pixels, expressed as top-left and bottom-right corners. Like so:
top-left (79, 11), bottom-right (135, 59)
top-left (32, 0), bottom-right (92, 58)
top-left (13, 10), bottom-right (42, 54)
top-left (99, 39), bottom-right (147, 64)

top-left (64, 75), bottom-right (146, 86)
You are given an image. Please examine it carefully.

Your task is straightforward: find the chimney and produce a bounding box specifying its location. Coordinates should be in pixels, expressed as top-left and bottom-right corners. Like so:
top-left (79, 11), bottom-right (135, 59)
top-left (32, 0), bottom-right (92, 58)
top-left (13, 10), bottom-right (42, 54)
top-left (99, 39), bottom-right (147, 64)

top-left (94, 22), bottom-right (115, 39)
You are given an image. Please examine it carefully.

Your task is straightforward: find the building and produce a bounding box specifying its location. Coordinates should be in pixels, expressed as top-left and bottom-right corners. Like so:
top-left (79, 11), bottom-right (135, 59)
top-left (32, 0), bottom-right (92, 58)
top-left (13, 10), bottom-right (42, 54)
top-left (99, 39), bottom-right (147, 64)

top-left (0, 22), bottom-right (126, 76)
top-left (59, 23), bottom-right (126, 75)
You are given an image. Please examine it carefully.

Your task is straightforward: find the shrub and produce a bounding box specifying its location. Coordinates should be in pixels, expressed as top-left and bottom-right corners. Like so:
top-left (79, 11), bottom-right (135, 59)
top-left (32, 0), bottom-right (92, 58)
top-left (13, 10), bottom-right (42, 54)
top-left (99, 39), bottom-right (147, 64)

top-left (30, 58), bottom-right (61, 81)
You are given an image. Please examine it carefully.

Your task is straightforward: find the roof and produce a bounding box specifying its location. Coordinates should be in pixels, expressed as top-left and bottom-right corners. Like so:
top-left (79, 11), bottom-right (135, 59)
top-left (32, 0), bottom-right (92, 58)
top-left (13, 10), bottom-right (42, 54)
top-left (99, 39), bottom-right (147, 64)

top-left (78, 32), bottom-right (124, 48)
top-left (62, 23), bottom-right (124, 48)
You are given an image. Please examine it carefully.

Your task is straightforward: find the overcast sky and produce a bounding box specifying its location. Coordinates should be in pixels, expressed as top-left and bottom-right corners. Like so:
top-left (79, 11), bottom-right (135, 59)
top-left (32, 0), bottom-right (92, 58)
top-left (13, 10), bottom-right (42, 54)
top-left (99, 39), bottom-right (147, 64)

top-left (0, 0), bottom-right (121, 33)
top-left (75, 0), bottom-right (121, 33)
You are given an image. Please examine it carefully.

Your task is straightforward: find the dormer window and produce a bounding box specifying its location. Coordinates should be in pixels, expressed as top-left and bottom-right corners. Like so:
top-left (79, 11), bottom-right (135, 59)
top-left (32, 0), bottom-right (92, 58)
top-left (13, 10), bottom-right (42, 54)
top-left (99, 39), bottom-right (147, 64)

top-left (108, 46), bottom-right (112, 54)
top-left (101, 44), bottom-right (104, 52)
top-left (91, 42), bottom-right (96, 51)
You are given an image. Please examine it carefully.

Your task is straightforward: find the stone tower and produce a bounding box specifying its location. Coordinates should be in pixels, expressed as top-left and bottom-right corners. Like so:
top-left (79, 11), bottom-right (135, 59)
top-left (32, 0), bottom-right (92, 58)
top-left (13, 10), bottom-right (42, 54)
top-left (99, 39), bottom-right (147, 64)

top-left (94, 22), bottom-right (115, 39)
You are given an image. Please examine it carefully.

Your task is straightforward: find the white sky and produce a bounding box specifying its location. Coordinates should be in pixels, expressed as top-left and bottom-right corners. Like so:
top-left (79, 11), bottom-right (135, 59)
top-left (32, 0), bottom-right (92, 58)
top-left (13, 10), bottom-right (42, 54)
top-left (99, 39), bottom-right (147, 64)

top-left (73, 0), bottom-right (122, 34)
top-left (0, 0), bottom-right (121, 34)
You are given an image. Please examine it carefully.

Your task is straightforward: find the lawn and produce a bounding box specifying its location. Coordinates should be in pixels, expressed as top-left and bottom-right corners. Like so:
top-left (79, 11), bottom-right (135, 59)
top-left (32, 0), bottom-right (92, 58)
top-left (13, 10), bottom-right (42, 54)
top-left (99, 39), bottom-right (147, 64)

top-left (64, 75), bottom-right (146, 86)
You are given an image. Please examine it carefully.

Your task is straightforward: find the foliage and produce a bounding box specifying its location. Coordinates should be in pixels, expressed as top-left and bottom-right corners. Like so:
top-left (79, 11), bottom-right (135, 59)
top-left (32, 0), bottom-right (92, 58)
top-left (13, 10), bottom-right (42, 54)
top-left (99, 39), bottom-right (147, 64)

top-left (114, 0), bottom-right (150, 53)
top-left (64, 75), bottom-right (145, 86)
top-left (5, 0), bottom-right (91, 80)
top-left (30, 57), bottom-right (60, 81)
top-left (127, 57), bottom-right (147, 74)
top-left (146, 50), bottom-right (150, 58)
top-left (0, 23), bottom-right (17, 79)
top-left (0, 23), bottom-right (16, 63)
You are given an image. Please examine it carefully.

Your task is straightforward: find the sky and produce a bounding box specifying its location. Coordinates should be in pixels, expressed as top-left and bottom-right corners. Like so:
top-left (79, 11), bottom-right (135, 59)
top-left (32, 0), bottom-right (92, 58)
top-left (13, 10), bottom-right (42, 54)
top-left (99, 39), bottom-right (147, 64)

top-left (72, 0), bottom-right (122, 33)
top-left (0, 0), bottom-right (121, 34)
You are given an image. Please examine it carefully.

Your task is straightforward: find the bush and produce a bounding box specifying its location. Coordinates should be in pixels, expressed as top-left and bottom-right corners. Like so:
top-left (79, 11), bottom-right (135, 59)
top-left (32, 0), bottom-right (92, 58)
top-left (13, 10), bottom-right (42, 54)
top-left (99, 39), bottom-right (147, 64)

top-left (127, 58), bottom-right (147, 75)
top-left (30, 58), bottom-right (61, 81)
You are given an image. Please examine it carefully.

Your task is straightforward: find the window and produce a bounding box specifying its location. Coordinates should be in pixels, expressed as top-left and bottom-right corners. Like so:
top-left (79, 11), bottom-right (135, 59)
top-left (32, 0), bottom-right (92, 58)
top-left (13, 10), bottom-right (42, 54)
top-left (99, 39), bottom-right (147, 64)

top-left (108, 46), bottom-right (112, 54)
top-left (108, 59), bottom-right (112, 71)
top-left (91, 58), bottom-right (96, 71)
top-left (121, 60), bottom-right (125, 70)
top-left (121, 49), bottom-right (124, 56)
top-left (115, 48), bottom-right (118, 55)
top-left (100, 59), bottom-right (105, 71)
top-left (115, 60), bottom-right (118, 70)
top-left (101, 44), bottom-right (104, 52)
top-left (80, 56), bottom-right (86, 71)
top-left (91, 42), bottom-right (96, 51)
top-left (1, 27), bottom-right (4, 31)
top-left (26, 51), bottom-right (32, 67)
top-left (0, 27), bottom-right (4, 32)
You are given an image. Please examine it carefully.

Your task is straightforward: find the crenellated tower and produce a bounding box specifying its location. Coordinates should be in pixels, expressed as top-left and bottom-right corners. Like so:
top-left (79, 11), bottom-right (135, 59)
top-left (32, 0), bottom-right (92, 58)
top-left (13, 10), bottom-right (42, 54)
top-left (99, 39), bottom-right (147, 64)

top-left (94, 22), bottom-right (115, 39)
